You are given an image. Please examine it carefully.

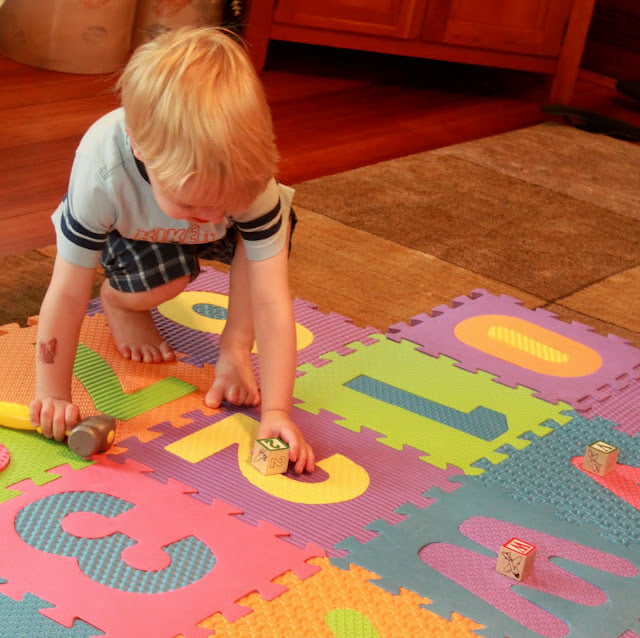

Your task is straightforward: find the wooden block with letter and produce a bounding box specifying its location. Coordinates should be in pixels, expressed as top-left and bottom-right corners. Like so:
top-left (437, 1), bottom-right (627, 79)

top-left (582, 440), bottom-right (619, 476)
top-left (496, 537), bottom-right (537, 581)
top-left (252, 437), bottom-right (290, 475)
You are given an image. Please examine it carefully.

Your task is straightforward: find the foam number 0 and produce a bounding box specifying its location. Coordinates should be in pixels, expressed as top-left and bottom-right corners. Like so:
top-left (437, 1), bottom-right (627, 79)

top-left (166, 413), bottom-right (370, 504)
top-left (15, 492), bottom-right (215, 592)
top-left (454, 314), bottom-right (602, 377)
top-left (158, 290), bottom-right (314, 351)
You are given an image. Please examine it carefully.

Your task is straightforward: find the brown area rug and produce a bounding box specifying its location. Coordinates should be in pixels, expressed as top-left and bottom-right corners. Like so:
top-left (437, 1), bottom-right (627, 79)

top-left (0, 246), bottom-right (104, 328)
top-left (291, 122), bottom-right (640, 346)
top-left (0, 248), bottom-right (55, 327)
top-left (293, 123), bottom-right (640, 301)
top-left (2, 122), bottom-right (640, 349)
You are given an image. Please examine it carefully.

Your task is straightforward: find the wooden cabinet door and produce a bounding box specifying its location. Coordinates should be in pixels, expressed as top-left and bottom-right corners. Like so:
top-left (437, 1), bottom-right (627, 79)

top-left (423, 0), bottom-right (574, 56)
top-left (273, 0), bottom-right (428, 39)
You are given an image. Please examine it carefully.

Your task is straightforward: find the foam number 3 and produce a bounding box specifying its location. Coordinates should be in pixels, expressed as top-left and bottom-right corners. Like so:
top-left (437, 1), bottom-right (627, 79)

top-left (15, 491), bottom-right (215, 592)
top-left (166, 413), bottom-right (369, 504)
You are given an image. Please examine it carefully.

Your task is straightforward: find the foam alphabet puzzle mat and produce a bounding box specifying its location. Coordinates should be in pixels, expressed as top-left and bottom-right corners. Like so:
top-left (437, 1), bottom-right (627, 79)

top-left (0, 266), bottom-right (639, 637)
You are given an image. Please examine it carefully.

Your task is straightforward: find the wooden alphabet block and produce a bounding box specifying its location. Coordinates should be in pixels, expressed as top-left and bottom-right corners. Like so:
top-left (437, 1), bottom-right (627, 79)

top-left (582, 440), bottom-right (619, 476)
top-left (252, 437), bottom-right (290, 475)
top-left (496, 537), bottom-right (537, 581)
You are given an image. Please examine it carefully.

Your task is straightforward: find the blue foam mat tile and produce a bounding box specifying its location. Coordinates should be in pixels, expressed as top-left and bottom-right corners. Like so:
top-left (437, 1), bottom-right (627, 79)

top-left (331, 478), bottom-right (640, 638)
top-left (474, 412), bottom-right (640, 546)
top-left (0, 578), bottom-right (103, 637)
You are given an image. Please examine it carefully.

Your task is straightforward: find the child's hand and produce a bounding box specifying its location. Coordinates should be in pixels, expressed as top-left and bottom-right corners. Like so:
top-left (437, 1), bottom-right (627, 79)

top-left (29, 397), bottom-right (80, 442)
top-left (258, 409), bottom-right (315, 474)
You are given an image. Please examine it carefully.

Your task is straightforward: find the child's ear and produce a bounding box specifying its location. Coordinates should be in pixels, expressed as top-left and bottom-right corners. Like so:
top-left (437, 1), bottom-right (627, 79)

top-left (126, 128), bottom-right (143, 160)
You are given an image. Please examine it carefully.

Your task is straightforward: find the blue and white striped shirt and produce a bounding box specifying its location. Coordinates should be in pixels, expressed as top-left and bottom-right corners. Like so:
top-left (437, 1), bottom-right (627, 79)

top-left (52, 108), bottom-right (292, 268)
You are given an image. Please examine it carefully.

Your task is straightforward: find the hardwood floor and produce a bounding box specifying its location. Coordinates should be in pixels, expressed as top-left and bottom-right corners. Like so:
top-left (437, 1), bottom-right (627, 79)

top-left (1, 40), bottom-right (639, 257)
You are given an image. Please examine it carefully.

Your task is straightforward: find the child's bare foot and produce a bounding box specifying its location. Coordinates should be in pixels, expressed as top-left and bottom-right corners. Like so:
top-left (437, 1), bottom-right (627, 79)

top-left (101, 284), bottom-right (175, 363)
top-left (205, 347), bottom-right (260, 408)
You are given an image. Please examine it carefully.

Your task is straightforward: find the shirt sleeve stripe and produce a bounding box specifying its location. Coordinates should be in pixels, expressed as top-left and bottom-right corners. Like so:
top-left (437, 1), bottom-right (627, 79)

top-left (234, 199), bottom-right (281, 231)
top-left (236, 214), bottom-right (283, 242)
top-left (60, 197), bottom-right (107, 251)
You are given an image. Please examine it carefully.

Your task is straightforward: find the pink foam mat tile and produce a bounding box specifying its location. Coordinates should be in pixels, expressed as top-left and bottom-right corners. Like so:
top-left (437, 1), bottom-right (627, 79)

top-left (0, 457), bottom-right (324, 638)
top-left (0, 444), bottom-right (10, 473)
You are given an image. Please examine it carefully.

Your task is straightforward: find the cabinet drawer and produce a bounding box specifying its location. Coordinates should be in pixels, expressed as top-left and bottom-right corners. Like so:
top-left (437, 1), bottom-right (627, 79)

top-left (422, 0), bottom-right (574, 57)
top-left (274, 0), bottom-right (428, 40)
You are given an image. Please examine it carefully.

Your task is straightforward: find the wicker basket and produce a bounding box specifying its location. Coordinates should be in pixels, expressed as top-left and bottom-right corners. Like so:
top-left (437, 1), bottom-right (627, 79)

top-left (131, 0), bottom-right (224, 49)
top-left (0, 0), bottom-right (137, 74)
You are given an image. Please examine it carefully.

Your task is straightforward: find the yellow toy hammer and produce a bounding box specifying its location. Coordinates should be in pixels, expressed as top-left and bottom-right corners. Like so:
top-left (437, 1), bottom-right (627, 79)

top-left (0, 401), bottom-right (116, 458)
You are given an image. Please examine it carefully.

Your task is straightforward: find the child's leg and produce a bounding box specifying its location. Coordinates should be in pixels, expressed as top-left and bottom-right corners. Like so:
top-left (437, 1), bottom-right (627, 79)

top-left (100, 274), bottom-right (190, 363)
top-left (205, 238), bottom-right (260, 408)
top-left (100, 233), bottom-right (200, 363)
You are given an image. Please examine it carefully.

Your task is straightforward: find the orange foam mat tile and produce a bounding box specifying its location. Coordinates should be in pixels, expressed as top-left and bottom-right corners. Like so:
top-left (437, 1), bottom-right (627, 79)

top-left (76, 314), bottom-right (221, 445)
top-left (0, 314), bottom-right (222, 446)
top-left (0, 323), bottom-right (39, 403)
top-left (190, 557), bottom-right (484, 637)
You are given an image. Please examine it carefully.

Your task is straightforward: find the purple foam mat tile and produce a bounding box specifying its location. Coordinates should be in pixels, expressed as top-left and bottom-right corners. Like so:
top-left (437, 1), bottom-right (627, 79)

top-left (577, 379), bottom-right (640, 437)
top-left (387, 288), bottom-right (640, 408)
top-left (109, 404), bottom-right (465, 556)
top-left (86, 267), bottom-right (230, 318)
top-left (290, 300), bottom-right (379, 373)
top-left (154, 310), bottom-right (224, 369)
top-left (86, 297), bottom-right (102, 316)
top-left (190, 266), bottom-right (231, 292)
top-left (153, 267), bottom-right (229, 368)
top-left (137, 266), bottom-right (380, 371)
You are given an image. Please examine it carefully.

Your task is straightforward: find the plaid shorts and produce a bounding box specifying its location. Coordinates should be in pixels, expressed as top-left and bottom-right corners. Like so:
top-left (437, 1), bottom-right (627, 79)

top-left (101, 211), bottom-right (297, 293)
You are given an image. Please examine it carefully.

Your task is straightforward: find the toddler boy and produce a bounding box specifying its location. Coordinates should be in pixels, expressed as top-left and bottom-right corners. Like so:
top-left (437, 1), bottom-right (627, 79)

top-left (29, 27), bottom-right (314, 473)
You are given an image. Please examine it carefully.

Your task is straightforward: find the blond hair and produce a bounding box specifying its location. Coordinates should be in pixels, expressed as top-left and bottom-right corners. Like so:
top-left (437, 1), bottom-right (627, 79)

top-left (118, 27), bottom-right (279, 212)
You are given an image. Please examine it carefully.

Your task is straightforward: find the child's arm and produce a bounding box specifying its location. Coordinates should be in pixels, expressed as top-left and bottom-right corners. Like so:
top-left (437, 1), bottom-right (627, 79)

top-left (248, 243), bottom-right (315, 474)
top-left (29, 254), bottom-right (96, 440)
